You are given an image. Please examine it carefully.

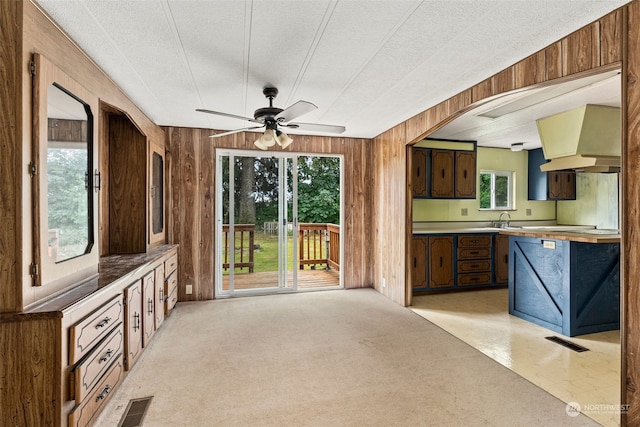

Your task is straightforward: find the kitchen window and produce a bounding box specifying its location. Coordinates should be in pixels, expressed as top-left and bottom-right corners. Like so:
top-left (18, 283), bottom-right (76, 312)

top-left (480, 170), bottom-right (513, 210)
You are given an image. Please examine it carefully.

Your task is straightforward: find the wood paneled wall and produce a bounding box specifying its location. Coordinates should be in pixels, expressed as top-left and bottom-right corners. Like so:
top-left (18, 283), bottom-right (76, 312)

top-left (371, 8), bottom-right (625, 309)
top-left (0, 1), bottom-right (23, 311)
top-left (164, 127), bottom-right (373, 301)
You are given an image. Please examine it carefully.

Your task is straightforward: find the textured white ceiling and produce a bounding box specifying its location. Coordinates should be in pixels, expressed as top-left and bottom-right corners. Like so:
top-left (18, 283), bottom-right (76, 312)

top-left (36, 0), bottom-right (630, 142)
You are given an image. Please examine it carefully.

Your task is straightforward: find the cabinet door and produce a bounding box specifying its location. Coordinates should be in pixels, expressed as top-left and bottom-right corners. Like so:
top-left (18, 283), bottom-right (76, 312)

top-left (149, 141), bottom-right (166, 246)
top-left (412, 236), bottom-right (428, 288)
top-left (562, 172), bottom-right (576, 199)
top-left (154, 264), bottom-right (165, 329)
top-left (454, 151), bottom-right (476, 198)
top-left (142, 272), bottom-right (156, 347)
top-left (411, 149), bottom-right (428, 197)
top-left (428, 236), bottom-right (454, 288)
top-left (494, 235), bottom-right (510, 284)
top-left (124, 281), bottom-right (143, 370)
top-left (430, 150), bottom-right (454, 198)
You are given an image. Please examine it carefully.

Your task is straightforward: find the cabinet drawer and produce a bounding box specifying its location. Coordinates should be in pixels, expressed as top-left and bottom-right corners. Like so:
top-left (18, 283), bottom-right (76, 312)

top-left (164, 271), bottom-right (178, 315)
top-left (458, 235), bottom-right (491, 248)
top-left (71, 324), bottom-right (124, 402)
top-left (456, 248), bottom-right (491, 259)
top-left (165, 253), bottom-right (178, 275)
top-left (457, 260), bottom-right (491, 273)
top-left (69, 297), bottom-right (124, 365)
top-left (68, 355), bottom-right (124, 427)
top-left (457, 272), bottom-right (492, 286)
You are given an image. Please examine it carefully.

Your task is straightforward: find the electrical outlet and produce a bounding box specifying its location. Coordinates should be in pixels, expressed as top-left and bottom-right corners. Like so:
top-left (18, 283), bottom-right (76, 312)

top-left (186, 284), bottom-right (193, 294)
top-left (526, 208), bottom-right (532, 216)
top-left (461, 208), bottom-right (468, 216)
top-left (382, 277), bottom-right (386, 288)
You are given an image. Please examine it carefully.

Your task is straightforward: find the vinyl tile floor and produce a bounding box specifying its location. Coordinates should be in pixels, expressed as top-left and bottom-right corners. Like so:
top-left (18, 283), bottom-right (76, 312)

top-left (411, 288), bottom-right (622, 427)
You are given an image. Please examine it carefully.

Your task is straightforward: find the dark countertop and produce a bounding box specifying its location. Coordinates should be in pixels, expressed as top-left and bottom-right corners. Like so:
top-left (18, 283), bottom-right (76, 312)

top-left (22, 245), bottom-right (178, 314)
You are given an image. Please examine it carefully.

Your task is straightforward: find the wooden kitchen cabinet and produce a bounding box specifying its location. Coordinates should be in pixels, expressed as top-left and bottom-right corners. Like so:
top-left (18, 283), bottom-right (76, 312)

top-left (547, 171), bottom-right (576, 200)
top-left (428, 236), bottom-right (454, 288)
top-left (494, 234), bottom-right (509, 284)
top-left (527, 148), bottom-right (576, 200)
top-left (456, 235), bottom-right (491, 286)
top-left (411, 148), bottom-right (428, 197)
top-left (411, 236), bottom-right (428, 288)
top-left (429, 149), bottom-right (476, 199)
top-left (430, 150), bottom-right (455, 198)
top-left (154, 263), bottom-right (165, 329)
top-left (454, 151), bottom-right (477, 198)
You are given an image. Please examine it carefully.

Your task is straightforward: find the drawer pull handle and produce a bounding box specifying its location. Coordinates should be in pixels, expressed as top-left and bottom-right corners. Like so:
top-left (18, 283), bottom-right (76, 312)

top-left (471, 277), bottom-right (479, 281)
top-left (439, 256), bottom-right (443, 267)
top-left (99, 349), bottom-right (114, 363)
top-left (413, 258), bottom-right (417, 268)
top-left (95, 385), bottom-right (112, 402)
top-left (470, 264), bottom-right (479, 268)
top-left (504, 255), bottom-right (508, 263)
top-left (133, 313), bottom-right (141, 331)
top-left (470, 251), bottom-right (479, 255)
top-left (95, 317), bottom-right (111, 329)
top-left (148, 299), bottom-right (154, 314)
top-left (441, 169), bottom-right (445, 179)
top-left (463, 170), bottom-right (467, 179)
top-left (417, 166), bottom-right (420, 177)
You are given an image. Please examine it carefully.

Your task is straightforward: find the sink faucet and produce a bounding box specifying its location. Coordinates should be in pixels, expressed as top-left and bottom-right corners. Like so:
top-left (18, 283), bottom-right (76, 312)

top-left (498, 211), bottom-right (511, 227)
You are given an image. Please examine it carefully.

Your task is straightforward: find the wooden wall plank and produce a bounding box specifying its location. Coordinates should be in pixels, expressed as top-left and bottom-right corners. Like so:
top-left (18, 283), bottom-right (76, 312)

top-left (623, 3), bottom-right (640, 424)
top-left (405, 112), bottom-right (427, 144)
top-left (545, 41), bottom-right (564, 80)
top-left (562, 22), bottom-right (601, 75)
top-left (601, 9), bottom-right (623, 65)
top-left (515, 51), bottom-right (546, 88)
top-left (492, 67), bottom-right (516, 95)
top-left (472, 78), bottom-right (493, 103)
top-left (447, 89), bottom-right (472, 117)
top-left (199, 129), bottom-right (215, 300)
top-left (0, 0), bottom-right (22, 312)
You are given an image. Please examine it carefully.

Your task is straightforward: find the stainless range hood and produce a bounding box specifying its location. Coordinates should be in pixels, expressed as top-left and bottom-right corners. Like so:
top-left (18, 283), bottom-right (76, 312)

top-left (536, 104), bottom-right (621, 173)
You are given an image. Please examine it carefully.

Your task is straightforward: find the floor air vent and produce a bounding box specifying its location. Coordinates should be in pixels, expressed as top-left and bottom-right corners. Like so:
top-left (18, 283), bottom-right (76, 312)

top-left (118, 396), bottom-right (153, 427)
top-left (545, 336), bottom-right (589, 352)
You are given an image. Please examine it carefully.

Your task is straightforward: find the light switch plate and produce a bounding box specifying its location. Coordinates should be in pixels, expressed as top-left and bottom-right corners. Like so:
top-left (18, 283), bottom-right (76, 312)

top-left (461, 208), bottom-right (468, 216)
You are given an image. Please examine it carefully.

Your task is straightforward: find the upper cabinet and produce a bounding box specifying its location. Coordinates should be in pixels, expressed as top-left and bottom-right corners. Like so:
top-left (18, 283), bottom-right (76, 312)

top-left (31, 54), bottom-right (100, 288)
top-left (412, 139), bottom-right (477, 199)
top-left (528, 148), bottom-right (576, 200)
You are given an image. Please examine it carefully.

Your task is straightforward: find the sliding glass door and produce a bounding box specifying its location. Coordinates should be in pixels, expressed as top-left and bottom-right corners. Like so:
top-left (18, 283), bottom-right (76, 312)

top-left (216, 150), bottom-right (342, 297)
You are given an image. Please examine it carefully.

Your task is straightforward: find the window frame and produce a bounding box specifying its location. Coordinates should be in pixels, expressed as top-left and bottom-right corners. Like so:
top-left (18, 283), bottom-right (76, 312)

top-left (479, 170), bottom-right (514, 210)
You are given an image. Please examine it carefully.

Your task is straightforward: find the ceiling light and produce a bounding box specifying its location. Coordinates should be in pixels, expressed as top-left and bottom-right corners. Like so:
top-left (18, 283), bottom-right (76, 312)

top-left (254, 129), bottom-right (276, 150)
top-left (275, 130), bottom-right (293, 149)
top-left (510, 142), bottom-right (524, 152)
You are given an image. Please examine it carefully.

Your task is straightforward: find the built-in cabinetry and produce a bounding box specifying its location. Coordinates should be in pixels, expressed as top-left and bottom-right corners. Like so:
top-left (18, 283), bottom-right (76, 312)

top-left (0, 246), bottom-right (178, 427)
top-left (412, 233), bottom-right (507, 292)
top-left (528, 148), bottom-right (576, 200)
top-left (411, 142), bottom-right (477, 199)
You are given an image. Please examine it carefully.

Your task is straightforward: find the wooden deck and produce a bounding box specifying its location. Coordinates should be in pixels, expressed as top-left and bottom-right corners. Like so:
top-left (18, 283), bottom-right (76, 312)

top-left (222, 268), bottom-right (340, 291)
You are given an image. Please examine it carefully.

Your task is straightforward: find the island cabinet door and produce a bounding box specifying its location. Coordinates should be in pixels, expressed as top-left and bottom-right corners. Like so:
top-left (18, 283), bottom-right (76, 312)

top-left (430, 150), bottom-right (454, 198)
top-left (428, 236), bottom-right (454, 288)
top-left (494, 235), bottom-right (509, 283)
top-left (124, 281), bottom-right (143, 370)
top-left (412, 236), bottom-right (428, 288)
top-left (142, 272), bottom-right (156, 347)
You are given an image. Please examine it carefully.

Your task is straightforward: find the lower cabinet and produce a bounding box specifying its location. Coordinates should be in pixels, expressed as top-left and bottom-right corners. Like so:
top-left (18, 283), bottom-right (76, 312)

top-left (413, 233), bottom-right (507, 292)
top-left (0, 245), bottom-right (179, 427)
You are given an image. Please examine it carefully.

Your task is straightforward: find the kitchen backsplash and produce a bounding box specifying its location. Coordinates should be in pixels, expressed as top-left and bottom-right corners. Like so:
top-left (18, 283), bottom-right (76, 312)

top-left (557, 173), bottom-right (619, 229)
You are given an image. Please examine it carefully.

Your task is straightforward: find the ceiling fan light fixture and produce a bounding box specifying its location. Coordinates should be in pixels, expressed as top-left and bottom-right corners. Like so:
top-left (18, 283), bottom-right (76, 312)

top-left (276, 130), bottom-right (294, 149)
top-left (254, 129), bottom-right (276, 150)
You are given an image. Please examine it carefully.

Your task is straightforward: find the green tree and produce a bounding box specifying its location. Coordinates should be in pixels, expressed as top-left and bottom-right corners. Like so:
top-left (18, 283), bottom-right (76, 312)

top-left (297, 156), bottom-right (340, 224)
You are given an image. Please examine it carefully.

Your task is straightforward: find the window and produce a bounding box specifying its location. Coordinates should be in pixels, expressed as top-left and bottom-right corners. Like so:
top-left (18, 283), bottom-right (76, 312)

top-left (480, 170), bottom-right (513, 210)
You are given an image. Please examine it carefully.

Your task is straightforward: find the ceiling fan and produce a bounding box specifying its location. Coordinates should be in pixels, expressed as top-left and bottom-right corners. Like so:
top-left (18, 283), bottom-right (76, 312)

top-left (196, 87), bottom-right (346, 150)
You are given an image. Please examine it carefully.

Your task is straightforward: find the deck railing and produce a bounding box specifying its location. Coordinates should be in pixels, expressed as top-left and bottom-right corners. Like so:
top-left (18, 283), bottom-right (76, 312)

top-left (298, 223), bottom-right (340, 271)
top-left (222, 224), bottom-right (255, 272)
top-left (222, 223), bottom-right (340, 272)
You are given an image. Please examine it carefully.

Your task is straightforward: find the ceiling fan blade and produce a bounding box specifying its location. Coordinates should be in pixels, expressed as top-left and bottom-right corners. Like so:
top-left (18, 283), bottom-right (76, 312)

top-left (196, 108), bottom-right (263, 124)
top-left (285, 122), bottom-right (346, 134)
top-left (209, 125), bottom-right (265, 138)
top-left (275, 100), bottom-right (317, 122)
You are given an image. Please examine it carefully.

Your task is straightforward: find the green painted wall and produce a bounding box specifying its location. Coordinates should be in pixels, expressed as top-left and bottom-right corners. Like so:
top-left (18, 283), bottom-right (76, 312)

top-left (413, 147), bottom-right (556, 222)
top-left (557, 173), bottom-right (619, 229)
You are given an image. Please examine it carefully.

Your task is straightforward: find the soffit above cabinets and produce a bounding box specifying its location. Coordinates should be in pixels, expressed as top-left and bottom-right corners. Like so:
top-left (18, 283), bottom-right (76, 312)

top-left (35, 0), bottom-right (630, 139)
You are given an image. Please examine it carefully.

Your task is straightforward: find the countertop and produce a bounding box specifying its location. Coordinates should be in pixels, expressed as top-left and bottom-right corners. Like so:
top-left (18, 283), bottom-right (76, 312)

top-left (413, 222), bottom-right (620, 243)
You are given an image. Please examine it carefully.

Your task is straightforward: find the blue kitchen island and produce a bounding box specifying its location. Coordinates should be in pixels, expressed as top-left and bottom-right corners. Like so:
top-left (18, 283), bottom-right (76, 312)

top-left (501, 229), bottom-right (620, 337)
